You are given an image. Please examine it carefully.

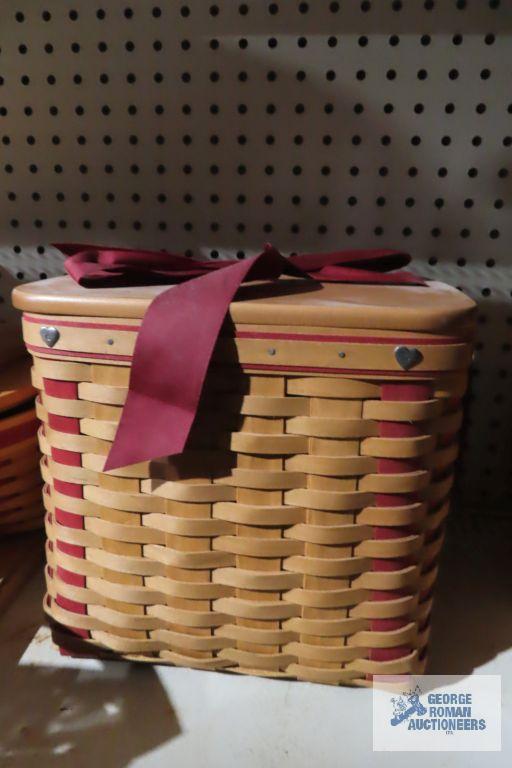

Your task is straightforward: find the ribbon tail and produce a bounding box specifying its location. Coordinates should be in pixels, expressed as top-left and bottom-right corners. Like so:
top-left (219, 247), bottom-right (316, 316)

top-left (103, 251), bottom-right (283, 471)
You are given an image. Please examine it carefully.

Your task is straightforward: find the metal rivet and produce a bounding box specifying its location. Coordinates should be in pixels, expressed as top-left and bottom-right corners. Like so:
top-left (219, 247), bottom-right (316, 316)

top-left (107, 338), bottom-right (114, 345)
top-left (39, 326), bottom-right (60, 348)
top-left (267, 347), bottom-right (276, 356)
top-left (394, 345), bottom-right (423, 371)
top-left (338, 351), bottom-right (346, 359)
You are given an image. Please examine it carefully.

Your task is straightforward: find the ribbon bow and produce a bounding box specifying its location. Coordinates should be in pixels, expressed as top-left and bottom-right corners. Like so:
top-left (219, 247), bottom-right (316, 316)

top-left (55, 243), bottom-right (424, 470)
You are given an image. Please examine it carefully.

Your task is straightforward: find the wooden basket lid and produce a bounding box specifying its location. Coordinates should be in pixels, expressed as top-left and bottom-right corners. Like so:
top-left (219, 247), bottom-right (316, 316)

top-left (12, 275), bottom-right (476, 334)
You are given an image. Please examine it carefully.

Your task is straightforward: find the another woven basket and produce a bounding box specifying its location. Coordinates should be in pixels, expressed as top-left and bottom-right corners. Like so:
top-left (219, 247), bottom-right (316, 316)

top-left (13, 276), bottom-right (475, 686)
top-left (0, 358), bottom-right (42, 536)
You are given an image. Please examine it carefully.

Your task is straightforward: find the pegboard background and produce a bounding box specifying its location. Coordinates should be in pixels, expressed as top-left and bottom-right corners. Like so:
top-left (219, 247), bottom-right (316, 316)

top-left (0, 0), bottom-right (510, 515)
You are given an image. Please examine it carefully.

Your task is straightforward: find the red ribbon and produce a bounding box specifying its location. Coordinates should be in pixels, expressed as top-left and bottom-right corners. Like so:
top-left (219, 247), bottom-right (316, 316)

top-left (54, 243), bottom-right (424, 470)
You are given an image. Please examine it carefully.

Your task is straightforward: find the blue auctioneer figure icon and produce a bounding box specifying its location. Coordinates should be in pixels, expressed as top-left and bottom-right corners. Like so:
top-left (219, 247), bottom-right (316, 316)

top-left (390, 689), bottom-right (427, 726)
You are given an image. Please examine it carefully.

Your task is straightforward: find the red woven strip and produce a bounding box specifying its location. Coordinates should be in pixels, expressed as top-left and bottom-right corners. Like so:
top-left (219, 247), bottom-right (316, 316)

top-left (368, 618), bottom-right (411, 676)
top-left (377, 457), bottom-right (418, 473)
top-left (379, 422), bottom-right (422, 437)
top-left (55, 508), bottom-right (83, 529)
top-left (381, 382), bottom-right (433, 401)
top-left (373, 525), bottom-right (411, 540)
top-left (56, 540), bottom-right (84, 559)
top-left (48, 414), bottom-right (81, 434)
top-left (371, 589), bottom-right (408, 601)
top-left (56, 595), bottom-right (87, 617)
top-left (376, 493), bottom-right (418, 507)
top-left (53, 479), bottom-right (83, 498)
top-left (43, 378), bottom-right (79, 399)
top-left (367, 380), bottom-right (434, 668)
top-left (51, 447), bottom-right (82, 467)
top-left (369, 647), bottom-right (411, 662)
top-left (57, 566), bottom-right (85, 588)
top-left (52, 470), bottom-right (88, 638)
top-left (371, 618), bottom-right (409, 631)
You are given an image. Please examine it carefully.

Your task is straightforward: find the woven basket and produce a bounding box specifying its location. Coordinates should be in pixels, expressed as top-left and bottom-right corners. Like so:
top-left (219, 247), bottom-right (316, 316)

top-left (13, 276), bottom-right (475, 686)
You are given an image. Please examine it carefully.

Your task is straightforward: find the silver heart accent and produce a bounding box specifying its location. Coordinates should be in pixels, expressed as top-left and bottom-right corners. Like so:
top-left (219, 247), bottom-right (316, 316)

top-left (40, 326), bottom-right (60, 348)
top-left (394, 345), bottom-right (423, 371)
